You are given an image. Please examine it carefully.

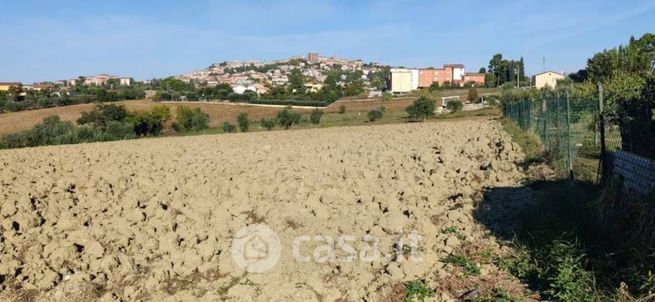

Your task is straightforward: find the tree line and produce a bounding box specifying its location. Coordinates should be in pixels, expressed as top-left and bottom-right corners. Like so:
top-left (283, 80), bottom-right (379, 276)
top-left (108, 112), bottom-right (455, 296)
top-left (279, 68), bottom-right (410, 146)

top-left (0, 104), bottom-right (208, 149)
top-left (0, 85), bottom-right (146, 113)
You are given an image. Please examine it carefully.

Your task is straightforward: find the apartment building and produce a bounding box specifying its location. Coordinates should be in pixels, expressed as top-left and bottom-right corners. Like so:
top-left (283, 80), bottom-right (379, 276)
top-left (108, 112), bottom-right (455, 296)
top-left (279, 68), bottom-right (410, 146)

top-left (389, 68), bottom-right (413, 93)
top-left (418, 64), bottom-right (485, 88)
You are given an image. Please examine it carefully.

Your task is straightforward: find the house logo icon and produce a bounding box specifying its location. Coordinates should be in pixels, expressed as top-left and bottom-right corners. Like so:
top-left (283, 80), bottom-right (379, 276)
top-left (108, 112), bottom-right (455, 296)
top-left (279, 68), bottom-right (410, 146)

top-left (231, 224), bottom-right (281, 273)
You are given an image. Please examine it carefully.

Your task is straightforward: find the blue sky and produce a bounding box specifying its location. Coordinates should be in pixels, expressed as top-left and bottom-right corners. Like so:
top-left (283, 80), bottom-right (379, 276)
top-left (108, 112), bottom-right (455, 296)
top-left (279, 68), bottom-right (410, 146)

top-left (1, 0), bottom-right (654, 83)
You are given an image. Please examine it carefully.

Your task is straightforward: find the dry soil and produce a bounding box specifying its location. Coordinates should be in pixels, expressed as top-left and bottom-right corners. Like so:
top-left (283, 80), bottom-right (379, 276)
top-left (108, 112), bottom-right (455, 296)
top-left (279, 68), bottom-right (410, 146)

top-left (1, 119), bottom-right (534, 301)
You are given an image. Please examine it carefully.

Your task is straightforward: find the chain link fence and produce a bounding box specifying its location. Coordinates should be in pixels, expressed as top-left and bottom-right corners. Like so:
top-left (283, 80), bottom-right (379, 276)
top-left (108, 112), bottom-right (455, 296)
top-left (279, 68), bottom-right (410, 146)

top-left (503, 91), bottom-right (622, 182)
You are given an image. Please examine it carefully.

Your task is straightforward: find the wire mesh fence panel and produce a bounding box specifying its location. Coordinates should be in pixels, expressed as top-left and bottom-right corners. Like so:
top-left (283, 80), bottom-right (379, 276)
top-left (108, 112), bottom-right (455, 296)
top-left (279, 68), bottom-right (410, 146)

top-left (504, 95), bottom-right (602, 182)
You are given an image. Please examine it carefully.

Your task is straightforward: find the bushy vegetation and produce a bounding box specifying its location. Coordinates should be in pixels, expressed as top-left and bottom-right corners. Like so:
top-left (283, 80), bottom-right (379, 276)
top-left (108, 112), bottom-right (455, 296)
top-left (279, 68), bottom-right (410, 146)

top-left (0, 85), bottom-right (145, 113)
top-left (444, 252), bottom-right (481, 276)
top-left (406, 96), bottom-right (436, 120)
top-left (498, 109), bottom-right (655, 301)
top-left (338, 104), bottom-right (346, 114)
top-left (446, 100), bottom-right (463, 113)
top-left (381, 92), bottom-right (393, 102)
top-left (276, 107), bottom-right (301, 129)
top-left (222, 122), bottom-right (236, 133)
top-left (309, 109), bottom-right (323, 125)
top-left (0, 103), bottom-right (213, 149)
top-left (367, 106), bottom-right (385, 122)
top-left (260, 118), bottom-right (275, 131)
top-left (404, 279), bottom-right (433, 302)
top-left (173, 106), bottom-right (209, 131)
top-left (237, 112), bottom-right (250, 132)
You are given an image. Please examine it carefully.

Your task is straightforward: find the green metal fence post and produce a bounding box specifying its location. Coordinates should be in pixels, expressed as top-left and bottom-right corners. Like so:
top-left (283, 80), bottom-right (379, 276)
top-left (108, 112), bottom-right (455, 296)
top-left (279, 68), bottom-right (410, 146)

top-left (566, 91), bottom-right (574, 180)
top-left (598, 83), bottom-right (607, 184)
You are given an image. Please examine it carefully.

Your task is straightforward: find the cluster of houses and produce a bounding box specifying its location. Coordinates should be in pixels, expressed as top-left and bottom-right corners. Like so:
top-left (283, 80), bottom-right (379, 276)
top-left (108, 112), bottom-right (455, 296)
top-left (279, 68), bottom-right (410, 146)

top-left (389, 65), bottom-right (486, 93)
top-left (177, 53), bottom-right (386, 96)
top-left (1, 54), bottom-right (570, 97)
top-left (0, 74), bottom-right (136, 94)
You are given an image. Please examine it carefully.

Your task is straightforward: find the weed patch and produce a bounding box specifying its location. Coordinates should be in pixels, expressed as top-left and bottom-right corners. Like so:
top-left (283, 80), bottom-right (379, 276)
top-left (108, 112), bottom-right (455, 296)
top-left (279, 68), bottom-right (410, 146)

top-left (404, 279), bottom-right (433, 302)
top-left (444, 253), bottom-right (481, 276)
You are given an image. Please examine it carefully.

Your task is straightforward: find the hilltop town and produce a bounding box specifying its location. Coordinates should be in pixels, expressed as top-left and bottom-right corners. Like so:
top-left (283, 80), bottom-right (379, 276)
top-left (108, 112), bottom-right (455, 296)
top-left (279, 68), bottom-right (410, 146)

top-left (1, 52), bottom-right (497, 98)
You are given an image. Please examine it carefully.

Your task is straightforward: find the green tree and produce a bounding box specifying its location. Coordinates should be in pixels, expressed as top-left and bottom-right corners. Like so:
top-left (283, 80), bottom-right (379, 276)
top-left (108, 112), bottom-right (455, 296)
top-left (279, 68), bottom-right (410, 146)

top-left (277, 107), bottom-right (301, 129)
top-left (160, 77), bottom-right (189, 92)
top-left (288, 69), bottom-right (306, 94)
top-left (320, 72), bottom-right (343, 102)
top-left (174, 106), bottom-right (209, 131)
top-left (587, 33), bottom-right (655, 83)
top-left (406, 96), bottom-right (436, 120)
top-left (77, 104), bottom-right (129, 128)
top-left (260, 118), bottom-right (275, 130)
top-left (309, 109), bottom-right (323, 125)
top-left (190, 110), bottom-right (209, 131)
top-left (489, 53), bottom-right (504, 86)
top-left (237, 112), bottom-right (250, 132)
top-left (485, 73), bottom-right (497, 88)
top-left (446, 100), bottom-right (463, 113)
top-left (367, 106), bottom-right (385, 122)
top-left (344, 70), bottom-right (365, 96)
top-left (149, 105), bottom-right (172, 123)
top-left (222, 122), bottom-right (236, 133)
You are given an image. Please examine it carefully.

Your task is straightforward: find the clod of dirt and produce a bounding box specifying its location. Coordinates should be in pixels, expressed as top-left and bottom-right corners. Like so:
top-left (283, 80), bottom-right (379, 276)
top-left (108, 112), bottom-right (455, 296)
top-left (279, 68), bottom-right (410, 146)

top-left (0, 120), bottom-right (531, 301)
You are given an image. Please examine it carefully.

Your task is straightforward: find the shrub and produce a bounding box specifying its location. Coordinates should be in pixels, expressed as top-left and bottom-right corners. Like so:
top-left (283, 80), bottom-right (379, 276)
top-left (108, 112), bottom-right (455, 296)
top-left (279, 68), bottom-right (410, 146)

top-left (260, 118), bottom-right (275, 131)
top-left (175, 106), bottom-right (195, 129)
top-left (614, 72), bottom-right (655, 157)
top-left (149, 105), bottom-right (172, 122)
top-left (1, 132), bottom-right (29, 149)
top-left (103, 121), bottom-right (136, 140)
top-left (175, 106), bottom-right (209, 131)
top-left (28, 115), bottom-right (76, 146)
top-left (76, 125), bottom-right (99, 141)
top-left (190, 110), bottom-right (209, 131)
top-left (309, 109), bottom-right (323, 125)
top-left (338, 104), bottom-right (346, 114)
top-left (237, 112), bottom-right (250, 132)
top-left (277, 107), bottom-right (301, 129)
top-left (128, 111), bottom-right (163, 136)
top-left (77, 104), bottom-right (129, 127)
top-left (406, 96), bottom-right (436, 120)
top-left (446, 100), bottom-right (463, 113)
top-left (381, 92), bottom-right (393, 102)
top-left (222, 121), bottom-right (236, 133)
top-left (467, 88), bottom-right (479, 103)
top-left (153, 91), bottom-right (172, 102)
top-left (367, 106), bottom-right (385, 122)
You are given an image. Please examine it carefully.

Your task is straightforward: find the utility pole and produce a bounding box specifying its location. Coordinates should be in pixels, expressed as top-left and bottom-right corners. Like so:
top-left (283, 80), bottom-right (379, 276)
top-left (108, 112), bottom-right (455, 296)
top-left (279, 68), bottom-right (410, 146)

top-left (516, 67), bottom-right (520, 88)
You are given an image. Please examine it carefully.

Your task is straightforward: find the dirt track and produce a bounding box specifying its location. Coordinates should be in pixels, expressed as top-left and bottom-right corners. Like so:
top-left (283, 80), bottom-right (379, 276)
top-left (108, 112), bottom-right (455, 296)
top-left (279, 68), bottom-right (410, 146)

top-left (0, 119), bottom-right (534, 301)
